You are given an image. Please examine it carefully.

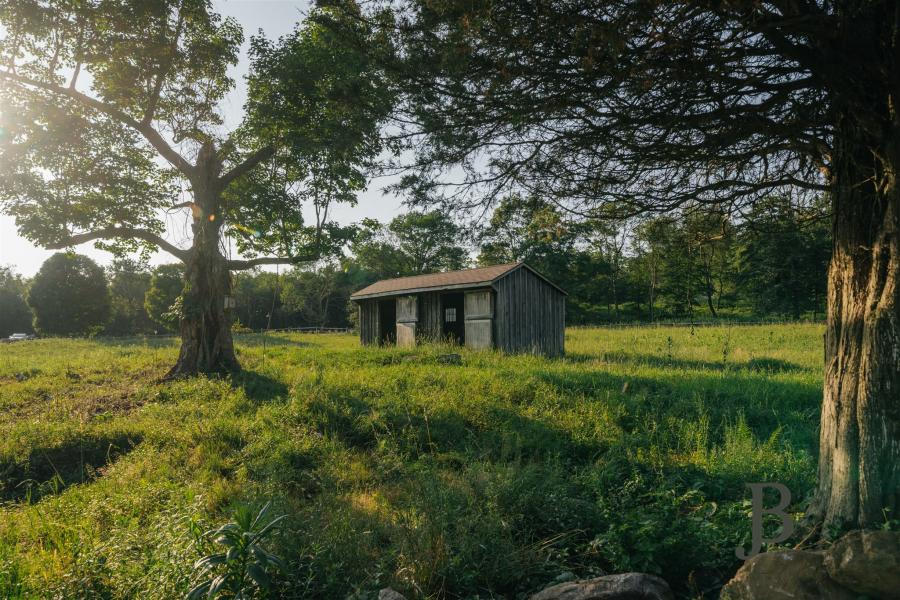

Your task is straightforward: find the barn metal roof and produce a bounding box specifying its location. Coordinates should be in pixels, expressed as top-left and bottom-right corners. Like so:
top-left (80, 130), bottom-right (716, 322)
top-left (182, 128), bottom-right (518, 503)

top-left (350, 262), bottom-right (567, 300)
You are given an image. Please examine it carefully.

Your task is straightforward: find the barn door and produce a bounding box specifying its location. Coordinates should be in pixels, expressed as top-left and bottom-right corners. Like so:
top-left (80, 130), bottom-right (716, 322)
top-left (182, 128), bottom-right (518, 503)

top-left (396, 295), bottom-right (418, 347)
top-left (464, 290), bottom-right (493, 349)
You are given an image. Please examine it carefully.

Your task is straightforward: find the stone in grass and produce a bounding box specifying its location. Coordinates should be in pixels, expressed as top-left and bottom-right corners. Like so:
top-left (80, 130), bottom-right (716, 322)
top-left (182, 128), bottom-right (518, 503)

top-left (529, 572), bottom-right (674, 600)
top-left (721, 550), bottom-right (856, 600)
top-left (378, 589), bottom-right (408, 600)
top-left (824, 530), bottom-right (900, 600)
top-left (436, 353), bottom-right (462, 365)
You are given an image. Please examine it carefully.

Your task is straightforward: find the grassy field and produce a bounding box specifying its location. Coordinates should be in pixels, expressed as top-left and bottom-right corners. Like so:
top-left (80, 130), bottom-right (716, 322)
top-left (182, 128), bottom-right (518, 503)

top-left (0, 324), bottom-right (824, 599)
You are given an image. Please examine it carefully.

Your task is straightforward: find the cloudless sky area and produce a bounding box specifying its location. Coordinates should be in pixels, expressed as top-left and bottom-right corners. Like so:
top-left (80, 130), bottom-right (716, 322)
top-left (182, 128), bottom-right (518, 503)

top-left (0, 0), bottom-right (404, 276)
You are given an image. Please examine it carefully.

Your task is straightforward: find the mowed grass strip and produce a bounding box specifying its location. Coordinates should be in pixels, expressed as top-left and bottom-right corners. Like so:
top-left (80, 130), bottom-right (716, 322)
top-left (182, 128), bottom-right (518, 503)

top-left (0, 324), bottom-right (822, 599)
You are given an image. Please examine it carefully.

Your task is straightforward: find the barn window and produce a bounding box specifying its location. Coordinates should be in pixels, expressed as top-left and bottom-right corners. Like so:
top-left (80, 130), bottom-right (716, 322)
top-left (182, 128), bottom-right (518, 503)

top-left (445, 308), bottom-right (457, 322)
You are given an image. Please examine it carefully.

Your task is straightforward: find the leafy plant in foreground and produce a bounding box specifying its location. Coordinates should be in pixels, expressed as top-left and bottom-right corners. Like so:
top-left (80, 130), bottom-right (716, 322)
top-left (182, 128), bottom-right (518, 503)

top-left (187, 502), bottom-right (286, 599)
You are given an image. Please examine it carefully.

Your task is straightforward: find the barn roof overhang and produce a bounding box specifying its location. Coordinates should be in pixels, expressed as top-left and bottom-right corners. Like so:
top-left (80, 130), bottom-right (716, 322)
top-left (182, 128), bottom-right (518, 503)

top-left (351, 281), bottom-right (496, 300)
top-left (350, 262), bottom-right (567, 301)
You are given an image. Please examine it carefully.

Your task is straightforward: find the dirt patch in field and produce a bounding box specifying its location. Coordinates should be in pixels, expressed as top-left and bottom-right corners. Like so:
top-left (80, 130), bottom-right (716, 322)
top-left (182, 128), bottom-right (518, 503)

top-left (0, 364), bottom-right (167, 422)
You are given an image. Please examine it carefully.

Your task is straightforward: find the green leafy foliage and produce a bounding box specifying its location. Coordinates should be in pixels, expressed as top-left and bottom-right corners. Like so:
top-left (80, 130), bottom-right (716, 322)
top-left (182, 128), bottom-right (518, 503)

top-left (350, 210), bottom-right (468, 279)
top-left (227, 5), bottom-right (394, 262)
top-left (0, 0), bottom-right (235, 256)
top-left (0, 267), bottom-right (32, 337)
top-left (26, 253), bottom-right (110, 336)
top-left (145, 264), bottom-right (184, 332)
top-left (0, 1), bottom-right (394, 375)
top-left (105, 258), bottom-right (155, 336)
top-left (736, 196), bottom-right (831, 319)
top-left (473, 196), bottom-right (830, 324)
top-left (280, 265), bottom-right (340, 328)
top-left (188, 503), bottom-right (286, 600)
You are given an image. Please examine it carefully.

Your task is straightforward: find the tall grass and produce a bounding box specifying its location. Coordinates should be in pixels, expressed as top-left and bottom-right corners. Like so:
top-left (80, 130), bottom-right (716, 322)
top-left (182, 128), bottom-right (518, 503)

top-left (0, 325), bottom-right (823, 598)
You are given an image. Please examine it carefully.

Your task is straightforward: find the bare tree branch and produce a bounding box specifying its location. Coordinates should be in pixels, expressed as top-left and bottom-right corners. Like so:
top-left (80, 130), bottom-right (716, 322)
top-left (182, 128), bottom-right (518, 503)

top-left (218, 146), bottom-right (276, 189)
top-left (48, 226), bottom-right (189, 262)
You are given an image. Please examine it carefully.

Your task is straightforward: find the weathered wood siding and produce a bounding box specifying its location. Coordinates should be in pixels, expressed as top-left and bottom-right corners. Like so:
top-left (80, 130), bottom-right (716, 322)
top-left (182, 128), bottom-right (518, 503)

top-left (359, 299), bottom-right (380, 345)
top-left (396, 295), bottom-right (417, 347)
top-left (464, 289), bottom-right (493, 350)
top-left (465, 289), bottom-right (492, 319)
top-left (396, 296), bottom-right (417, 323)
top-left (465, 320), bottom-right (492, 348)
top-left (396, 323), bottom-right (415, 347)
top-left (418, 292), bottom-right (442, 342)
top-left (494, 267), bottom-right (565, 356)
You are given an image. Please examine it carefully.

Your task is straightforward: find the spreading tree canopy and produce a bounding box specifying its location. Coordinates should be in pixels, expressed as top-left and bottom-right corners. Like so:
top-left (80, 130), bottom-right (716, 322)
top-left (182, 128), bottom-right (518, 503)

top-left (351, 210), bottom-right (467, 277)
top-left (27, 252), bottom-right (110, 336)
top-left (0, 0), bottom-right (391, 376)
top-left (327, 0), bottom-right (899, 529)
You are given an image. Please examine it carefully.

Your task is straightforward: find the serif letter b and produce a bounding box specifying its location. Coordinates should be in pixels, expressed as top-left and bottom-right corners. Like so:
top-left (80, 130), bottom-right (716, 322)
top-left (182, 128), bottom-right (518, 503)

top-left (736, 482), bottom-right (794, 559)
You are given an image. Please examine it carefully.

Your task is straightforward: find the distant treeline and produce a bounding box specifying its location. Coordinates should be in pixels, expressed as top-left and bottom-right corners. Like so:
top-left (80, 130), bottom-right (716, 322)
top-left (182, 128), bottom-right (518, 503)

top-left (0, 194), bottom-right (829, 338)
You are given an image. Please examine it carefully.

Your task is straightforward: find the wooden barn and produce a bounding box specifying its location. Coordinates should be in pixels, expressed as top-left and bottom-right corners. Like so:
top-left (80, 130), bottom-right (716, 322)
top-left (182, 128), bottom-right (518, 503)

top-left (350, 262), bottom-right (566, 356)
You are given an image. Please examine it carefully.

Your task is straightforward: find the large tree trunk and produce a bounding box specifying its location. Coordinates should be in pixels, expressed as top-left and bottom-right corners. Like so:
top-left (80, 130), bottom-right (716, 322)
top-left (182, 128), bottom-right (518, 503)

top-left (166, 243), bottom-right (239, 378)
top-left (166, 150), bottom-right (240, 378)
top-left (810, 112), bottom-right (900, 529)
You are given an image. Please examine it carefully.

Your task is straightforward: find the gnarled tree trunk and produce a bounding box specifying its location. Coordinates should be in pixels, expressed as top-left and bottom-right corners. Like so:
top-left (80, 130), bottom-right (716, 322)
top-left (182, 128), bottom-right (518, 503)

top-left (166, 243), bottom-right (239, 378)
top-left (810, 110), bottom-right (900, 529)
top-left (166, 147), bottom-right (240, 379)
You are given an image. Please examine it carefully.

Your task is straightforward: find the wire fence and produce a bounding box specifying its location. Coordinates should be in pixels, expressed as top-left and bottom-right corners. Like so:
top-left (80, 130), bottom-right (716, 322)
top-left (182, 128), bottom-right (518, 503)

top-left (243, 327), bottom-right (353, 334)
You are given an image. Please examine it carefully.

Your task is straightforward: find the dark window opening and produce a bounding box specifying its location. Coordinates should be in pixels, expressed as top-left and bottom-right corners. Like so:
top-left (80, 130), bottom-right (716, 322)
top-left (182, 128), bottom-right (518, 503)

top-left (378, 298), bottom-right (396, 345)
top-left (441, 293), bottom-right (465, 344)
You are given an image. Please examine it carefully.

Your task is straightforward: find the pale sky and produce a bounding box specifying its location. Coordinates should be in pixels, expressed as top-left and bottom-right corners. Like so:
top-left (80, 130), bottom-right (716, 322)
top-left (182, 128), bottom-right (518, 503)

top-left (0, 0), bottom-right (403, 276)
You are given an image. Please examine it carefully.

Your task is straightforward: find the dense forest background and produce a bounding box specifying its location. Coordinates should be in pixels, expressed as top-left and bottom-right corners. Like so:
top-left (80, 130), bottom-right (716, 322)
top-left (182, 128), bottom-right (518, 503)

top-left (1, 194), bottom-right (829, 337)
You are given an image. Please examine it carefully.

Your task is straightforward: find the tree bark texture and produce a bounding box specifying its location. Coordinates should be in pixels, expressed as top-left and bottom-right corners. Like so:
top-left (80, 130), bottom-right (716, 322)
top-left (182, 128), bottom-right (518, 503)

top-left (811, 110), bottom-right (900, 529)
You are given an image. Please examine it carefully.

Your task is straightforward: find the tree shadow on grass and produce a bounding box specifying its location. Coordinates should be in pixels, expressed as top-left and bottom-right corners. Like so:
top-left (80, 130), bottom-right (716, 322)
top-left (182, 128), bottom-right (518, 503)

top-left (231, 370), bottom-right (289, 402)
top-left (304, 385), bottom-right (600, 464)
top-left (745, 357), bottom-right (806, 373)
top-left (0, 432), bottom-right (142, 503)
top-left (534, 365), bottom-right (820, 450)
top-left (565, 351), bottom-right (806, 374)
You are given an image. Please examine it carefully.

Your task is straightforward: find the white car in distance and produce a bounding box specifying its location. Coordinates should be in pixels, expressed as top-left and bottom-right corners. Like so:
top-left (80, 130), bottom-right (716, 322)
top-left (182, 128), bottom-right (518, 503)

top-left (6, 333), bottom-right (35, 342)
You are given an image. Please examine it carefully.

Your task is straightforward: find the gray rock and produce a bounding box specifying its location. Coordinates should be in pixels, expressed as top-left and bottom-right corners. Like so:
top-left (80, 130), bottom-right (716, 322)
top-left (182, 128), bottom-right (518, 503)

top-left (436, 353), bottom-right (462, 365)
top-left (824, 529), bottom-right (900, 599)
top-left (378, 588), bottom-right (408, 600)
top-left (721, 550), bottom-right (856, 600)
top-left (529, 572), bottom-right (674, 600)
